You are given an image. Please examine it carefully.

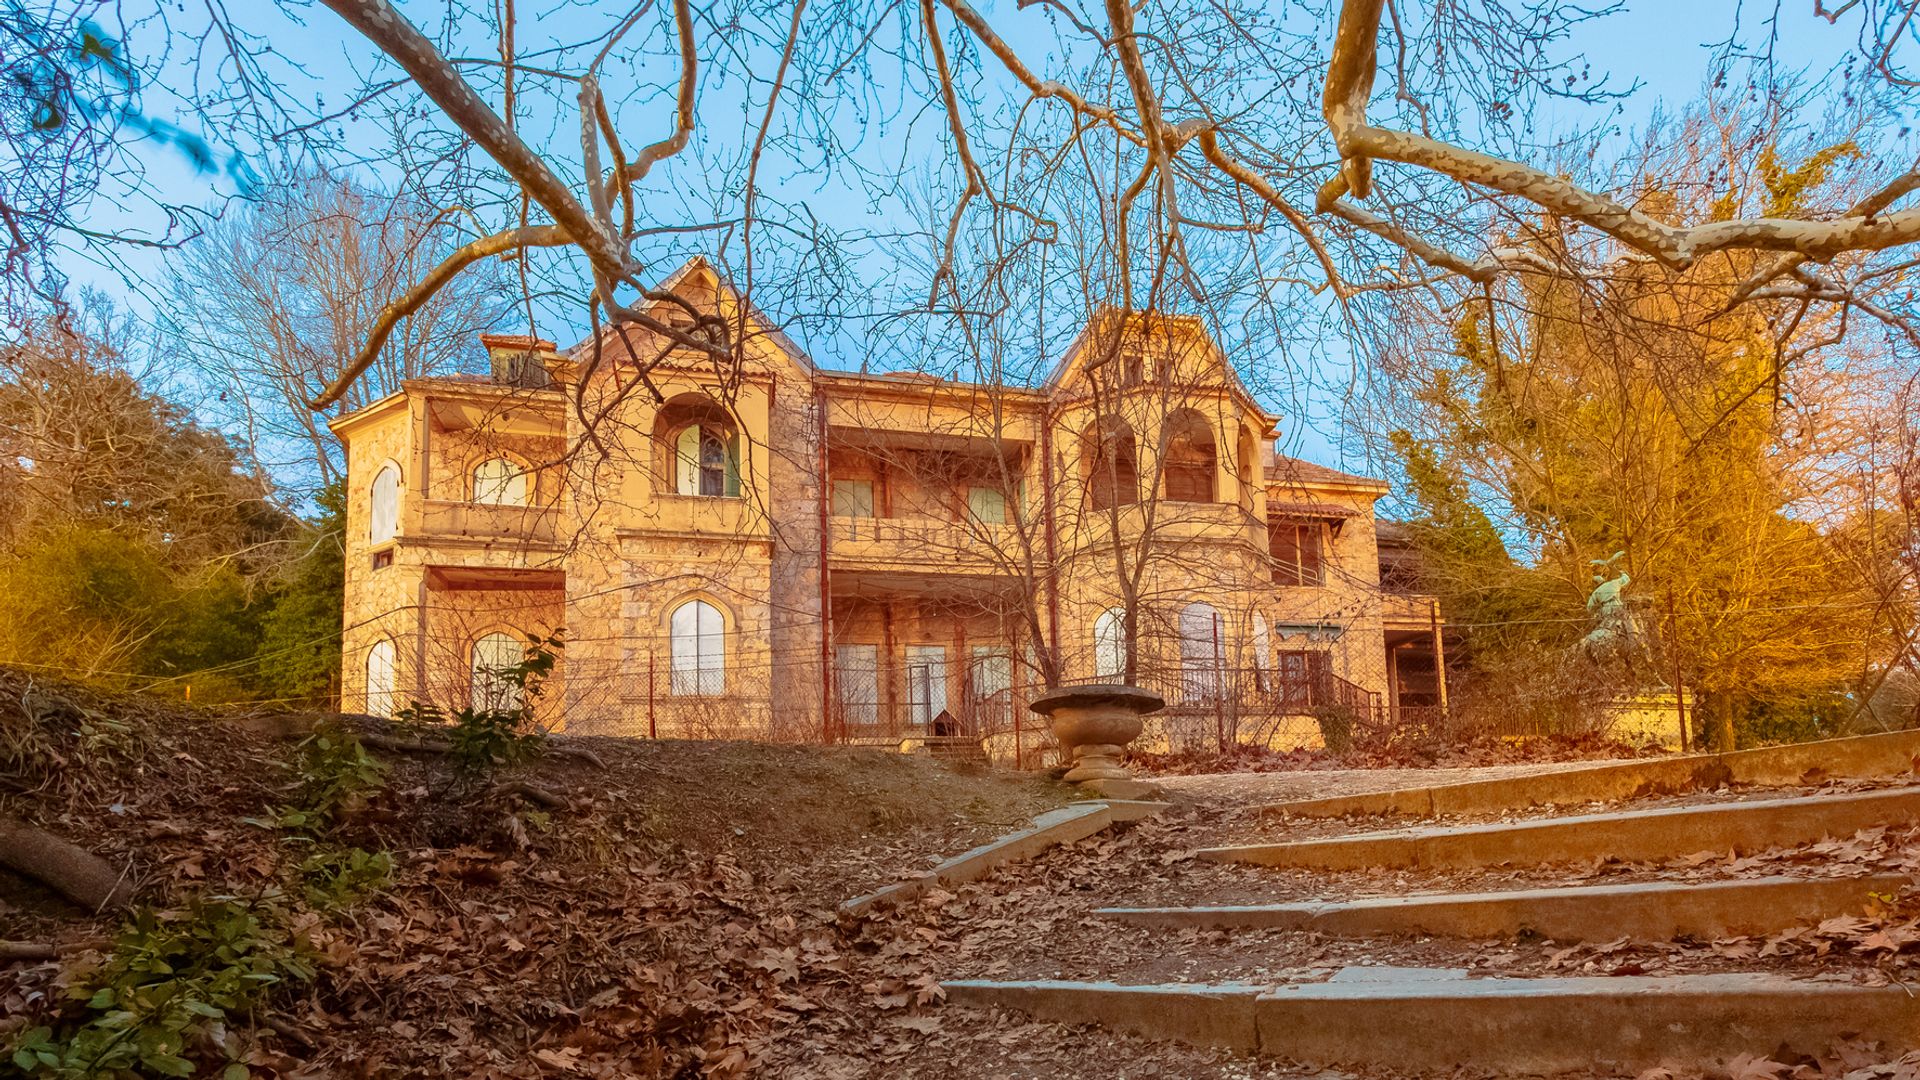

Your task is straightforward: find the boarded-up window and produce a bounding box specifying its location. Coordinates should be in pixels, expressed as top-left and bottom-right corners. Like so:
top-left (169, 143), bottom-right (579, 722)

top-left (1270, 520), bottom-right (1325, 586)
top-left (365, 638), bottom-right (396, 716)
top-left (471, 632), bottom-right (523, 712)
top-left (369, 464), bottom-right (400, 544)
top-left (834, 643), bottom-right (879, 726)
top-left (1178, 602), bottom-right (1224, 702)
top-left (670, 600), bottom-right (725, 695)
top-left (1093, 608), bottom-right (1127, 678)
top-left (472, 458), bottom-right (528, 506)
top-left (1088, 422), bottom-right (1139, 510)
top-left (1162, 412), bottom-right (1217, 503)
top-left (1251, 613), bottom-right (1272, 691)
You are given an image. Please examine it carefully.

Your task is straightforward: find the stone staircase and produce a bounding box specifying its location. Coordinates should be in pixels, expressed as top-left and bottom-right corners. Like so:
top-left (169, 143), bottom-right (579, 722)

top-left (942, 731), bottom-right (1920, 1074)
top-left (922, 734), bottom-right (989, 765)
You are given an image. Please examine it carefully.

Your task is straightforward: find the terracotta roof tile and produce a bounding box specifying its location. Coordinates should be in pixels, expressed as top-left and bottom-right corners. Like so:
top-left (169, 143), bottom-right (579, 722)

top-left (1265, 452), bottom-right (1386, 489)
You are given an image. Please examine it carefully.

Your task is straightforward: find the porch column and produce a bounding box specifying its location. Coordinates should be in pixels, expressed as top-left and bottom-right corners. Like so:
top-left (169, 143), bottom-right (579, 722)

top-left (1430, 598), bottom-right (1448, 710)
top-left (1386, 644), bottom-right (1400, 714)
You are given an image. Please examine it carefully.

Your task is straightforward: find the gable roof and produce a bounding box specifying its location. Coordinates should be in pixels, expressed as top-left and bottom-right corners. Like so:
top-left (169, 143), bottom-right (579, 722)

top-left (562, 255), bottom-right (817, 377)
top-left (1043, 307), bottom-right (1280, 427)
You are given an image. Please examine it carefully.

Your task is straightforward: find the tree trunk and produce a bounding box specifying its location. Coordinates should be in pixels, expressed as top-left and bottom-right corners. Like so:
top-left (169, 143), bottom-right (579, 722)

top-left (1705, 690), bottom-right (1739, 752)
top-left (0, 817), bottom-right (133, 912)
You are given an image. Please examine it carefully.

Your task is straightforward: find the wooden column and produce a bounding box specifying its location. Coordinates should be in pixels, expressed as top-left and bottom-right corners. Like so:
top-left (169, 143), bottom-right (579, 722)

top-left (1429, 599), bottom-right (1449, 710)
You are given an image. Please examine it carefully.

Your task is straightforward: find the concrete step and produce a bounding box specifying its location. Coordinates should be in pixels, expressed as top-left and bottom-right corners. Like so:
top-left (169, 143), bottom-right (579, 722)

top-left (942, 970), bottom-right (1920, 1072)
top-left (1096, 873), bottom-right (1911, 941)
top-left (922, 735), bottom-right (988, 762)
top-left (1257, 728), bottom-right (1920, 820)
top-left (1199, 785), bottom-right (1920, 871)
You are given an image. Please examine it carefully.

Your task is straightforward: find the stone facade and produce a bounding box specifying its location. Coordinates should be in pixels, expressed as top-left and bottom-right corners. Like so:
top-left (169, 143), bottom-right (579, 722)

top-left (332, 258), bottom-right (1444, 753)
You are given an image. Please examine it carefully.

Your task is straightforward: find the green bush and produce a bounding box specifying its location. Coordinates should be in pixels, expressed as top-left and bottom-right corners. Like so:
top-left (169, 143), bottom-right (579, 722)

top-left (9, 895), bottom-right (315, 1078)
top-left (1313, 704), bottom-right (1357, 755)
top-left (299, 847), bottom-right (394, 910)
top-left (261, 722), bottom-right (386, 833)
top-left (397, 631), bottom-right (561, 778)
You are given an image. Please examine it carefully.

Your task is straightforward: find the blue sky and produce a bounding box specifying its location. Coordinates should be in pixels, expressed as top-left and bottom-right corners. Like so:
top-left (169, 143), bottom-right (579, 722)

top-left (56, 0), bottom-right (1878, 473)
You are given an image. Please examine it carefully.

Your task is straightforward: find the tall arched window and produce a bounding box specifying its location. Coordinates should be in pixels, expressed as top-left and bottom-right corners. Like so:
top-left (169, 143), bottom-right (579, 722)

top-left (1162, 410), bottom-right (1217, 503)
top-left (471, 632), bottom-right (523, 712)
top-left (471, 457), bottom-right (529, 506)
top-left (670, 599), bottom-right (725, 695)
top-left (365, 638), bottom-right (396, 716)
top-left (1179, 601), bottom-right (1224, 702)
top-left (1087, 418), bottom-right (1139, 511)
top-left (369, 463), bottom-right (400, 544)
top-left (1251, 612), bottom-right (1273, 692)
top-left (1093, 608), bottom-right (1127, 679)
top-left (673, 424), bottom-right (741, 497)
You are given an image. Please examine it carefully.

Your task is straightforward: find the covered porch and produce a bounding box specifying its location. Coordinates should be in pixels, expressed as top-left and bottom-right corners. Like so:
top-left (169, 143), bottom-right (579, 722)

top-left (825, 570), bottom-right (1039, 746)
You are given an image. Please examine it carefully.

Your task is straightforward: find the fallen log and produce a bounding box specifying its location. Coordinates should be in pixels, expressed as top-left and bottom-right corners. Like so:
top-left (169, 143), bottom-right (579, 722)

top-left (0, 817), bottom-right (133, 912)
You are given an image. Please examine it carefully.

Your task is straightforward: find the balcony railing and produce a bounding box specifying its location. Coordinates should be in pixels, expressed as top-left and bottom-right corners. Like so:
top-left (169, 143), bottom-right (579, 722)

top-left (1380, 591), bottom-right (1443, 628)
top-left (828, 515), bottom-right (1021, 567)
top-left (416, 499), bottom-right (561, 546)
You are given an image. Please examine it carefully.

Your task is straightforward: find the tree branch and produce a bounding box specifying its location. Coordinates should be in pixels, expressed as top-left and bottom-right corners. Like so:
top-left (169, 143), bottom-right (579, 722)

top-left (308, 225), bottom-right (572, 409)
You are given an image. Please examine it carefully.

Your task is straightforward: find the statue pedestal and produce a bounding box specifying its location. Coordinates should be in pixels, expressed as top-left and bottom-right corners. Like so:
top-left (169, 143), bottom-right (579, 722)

top-left (1028, 683), bottom-right (1167, 799)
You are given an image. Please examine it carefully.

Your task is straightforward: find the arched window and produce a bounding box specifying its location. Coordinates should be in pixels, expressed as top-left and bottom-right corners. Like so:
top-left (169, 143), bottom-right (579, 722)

top-left (471, 457), bottom-right (529, 506)
top-left (1087, 418), bottom-right (1139, 511)
top-left (1162, 410), bottom-right (1217, 503)
top-left (1093, 608), bottom-right (1127, 679)
top-left (471, 631), bottom-right (523, 712)
top-left (365, 638), bottom-right (396, 716)
top-left (369, 463), bottom-right (400, 544)
top-left (1179, 602), bottom-right (1224, 702)
top-left (672, 424), bottom-right (741, 497)
top-left (1252, 612), bottom-right (1273, 691)
top-left (670, 599), bottom-right (725, 695)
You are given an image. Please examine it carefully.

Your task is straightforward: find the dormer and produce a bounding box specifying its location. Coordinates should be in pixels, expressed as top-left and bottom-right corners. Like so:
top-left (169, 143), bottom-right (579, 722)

top-left (480, 333), bottom-right (572, 389)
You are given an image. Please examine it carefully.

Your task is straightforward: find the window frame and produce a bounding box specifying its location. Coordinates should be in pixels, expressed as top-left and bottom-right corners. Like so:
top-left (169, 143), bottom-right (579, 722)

top-left (470, 456), bottom-right (530, 506)
top-left (1161, 413), bottom-right (1218, 503)
top-left (365, 638), bottom-right (397, 716)
top-left (965, 484), bottom-right (1007, 525)
top-left (1088, 422), bottom-right (1140, 511)
top-left (1269, 518), bottom-right (1326, 587)
top-left (834, 642), bottom-right (880, 727)
top-left (1092, 607), bottom-right (1127, 679)
top-left (369, 462), bottom-right (400, 545)
top-left (470, 631), bottom-right (524, 712)
top-left (831, 478), bottom-right (876, 518)
top-left (1178, 601), bottom-right (1225, 702)
top-left (669, 599), bottom-right (727, 696)
top-left (671, 423), bottom-right (742, 498)
top-left (904, 644), bottom-right (949, 728)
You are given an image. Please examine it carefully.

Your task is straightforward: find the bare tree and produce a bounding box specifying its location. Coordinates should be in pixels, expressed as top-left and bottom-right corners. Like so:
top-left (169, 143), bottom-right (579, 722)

top-left (162, 170), bottom-right (505, 494)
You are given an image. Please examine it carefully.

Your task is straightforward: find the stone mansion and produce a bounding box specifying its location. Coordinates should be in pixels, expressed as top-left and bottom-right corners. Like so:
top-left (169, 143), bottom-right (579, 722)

top-left (333, 258), bottom-right (1446, 757)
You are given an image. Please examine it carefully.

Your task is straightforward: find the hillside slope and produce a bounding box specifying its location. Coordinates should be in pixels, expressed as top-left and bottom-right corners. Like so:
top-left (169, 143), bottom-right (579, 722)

top-left (0, 668), bottom-right (1065, 1076)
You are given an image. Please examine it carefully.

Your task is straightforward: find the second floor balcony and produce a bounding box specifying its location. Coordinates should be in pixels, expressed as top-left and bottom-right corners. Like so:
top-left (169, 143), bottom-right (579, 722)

top-left (827, 515), bottom-right (1027, 574)
top-left (416, 498), bottom-right (562, 548)
top-left (1380, 591), bottom-right (1445, 631)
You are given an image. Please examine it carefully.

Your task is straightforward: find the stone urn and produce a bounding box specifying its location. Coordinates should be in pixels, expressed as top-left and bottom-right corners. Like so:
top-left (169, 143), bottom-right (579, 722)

top-left (1027, 683), bottom-right (1166, 798)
